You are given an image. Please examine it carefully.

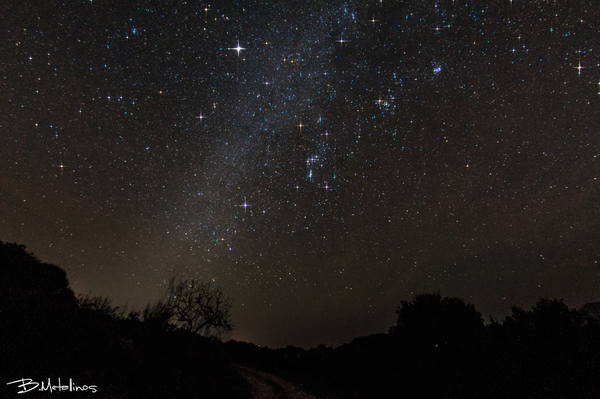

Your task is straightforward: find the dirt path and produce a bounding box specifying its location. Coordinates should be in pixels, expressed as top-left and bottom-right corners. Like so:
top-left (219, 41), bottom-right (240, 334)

top-left (236, 366), bottom-right (317, 399)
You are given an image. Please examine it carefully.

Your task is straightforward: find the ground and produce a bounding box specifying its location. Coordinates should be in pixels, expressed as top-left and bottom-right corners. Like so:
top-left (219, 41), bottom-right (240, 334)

top-left (236, 366), bottom-right (317, 399)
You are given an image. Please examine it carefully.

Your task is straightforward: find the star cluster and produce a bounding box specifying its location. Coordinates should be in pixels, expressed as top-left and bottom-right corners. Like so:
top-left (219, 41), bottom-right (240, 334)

top-left (1, 0), bottom-right (599, 347)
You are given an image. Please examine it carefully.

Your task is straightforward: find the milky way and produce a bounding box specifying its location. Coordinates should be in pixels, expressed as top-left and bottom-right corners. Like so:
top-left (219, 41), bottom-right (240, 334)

top-left (1, 0), bottom-right (599, 347)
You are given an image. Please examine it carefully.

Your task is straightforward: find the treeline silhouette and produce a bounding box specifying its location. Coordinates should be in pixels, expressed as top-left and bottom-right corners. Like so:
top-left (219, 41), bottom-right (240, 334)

top-left (226, 292), bottom-right (600, 399)
top-left (1, 241), bottom-right (251, 398)
top-left (4, 239), bottom-right (600, 398)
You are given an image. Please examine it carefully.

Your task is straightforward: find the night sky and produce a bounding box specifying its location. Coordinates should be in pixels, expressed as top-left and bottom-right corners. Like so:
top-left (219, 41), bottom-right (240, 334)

top-left (1, 0), bottom-right (599, 348)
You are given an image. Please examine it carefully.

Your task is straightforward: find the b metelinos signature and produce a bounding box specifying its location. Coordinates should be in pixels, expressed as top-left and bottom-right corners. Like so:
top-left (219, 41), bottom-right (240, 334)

top-left (7, 378), bottom-right (97, 394)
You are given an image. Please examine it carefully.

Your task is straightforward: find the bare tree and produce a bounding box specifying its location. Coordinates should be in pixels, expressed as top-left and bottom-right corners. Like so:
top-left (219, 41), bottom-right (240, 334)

top-left (157, 276), bottom-right (234, 339)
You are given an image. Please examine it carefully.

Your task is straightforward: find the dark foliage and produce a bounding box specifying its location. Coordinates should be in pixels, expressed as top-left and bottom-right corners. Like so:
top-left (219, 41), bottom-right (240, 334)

top-left (386, 291), bottom-right (486, 398)
top-left (1, 241), bottom-right (251, 399)
top-left (487, 298), bottom-right (600, 399)
top-left (226, 292), bottom-right (600, 399)
top-left (4, 239), bottom-right (599, 398)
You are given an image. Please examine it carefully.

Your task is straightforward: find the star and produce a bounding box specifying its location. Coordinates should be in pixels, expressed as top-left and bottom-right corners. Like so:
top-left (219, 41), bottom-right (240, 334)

top-left (574, 60), bottom-right (585, 76)
top-left (238, 197), bottom-right (251, 212)
top-left (229, 40), bottom-right (245, 56)
top-left (336, 34), bottom-right (349, 47)
top-left (5, 0), bottom-right (599, 353)
top-left (54, 162), bottom-right (66, 175)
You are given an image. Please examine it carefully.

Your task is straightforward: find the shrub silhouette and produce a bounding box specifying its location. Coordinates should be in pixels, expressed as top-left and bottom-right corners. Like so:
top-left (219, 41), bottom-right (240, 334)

top-left (0, 241), bottom-right (77, 312)
top-left (0, 241), bottom-right (78, 379)
top-left (1, 241), bottom-right (251, 399)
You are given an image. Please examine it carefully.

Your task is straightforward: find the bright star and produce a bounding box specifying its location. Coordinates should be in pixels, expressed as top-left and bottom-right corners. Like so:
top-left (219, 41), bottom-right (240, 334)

top-left (336, 34), bottom-right (349, 47)
top-left (574, 60), bottom-right (585, 76)
top-left (54, 162), bottom-right (66, 174)
top-left (229, 41), bottom-right (245, 56)
top-left (237, 197), bottom-right (251, 212)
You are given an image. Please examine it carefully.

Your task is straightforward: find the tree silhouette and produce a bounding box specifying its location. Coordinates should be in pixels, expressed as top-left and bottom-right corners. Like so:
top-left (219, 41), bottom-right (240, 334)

top-left (0, 241), bottom-right (252, 398)
top-left (503, 298), bottom-right (586, 344)
top-left (150, 276), bottom-right (234, 338)
top-left (492, 298), bottom-right (600, 399)
top-left (389, 291), bottom-right (484, 351)
top-left (388, 292), bottom-right (485, 398)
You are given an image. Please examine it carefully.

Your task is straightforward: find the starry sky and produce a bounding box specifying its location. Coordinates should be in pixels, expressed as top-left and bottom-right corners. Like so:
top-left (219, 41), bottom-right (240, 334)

top-left (1, 0), bottom-right (599, 348)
